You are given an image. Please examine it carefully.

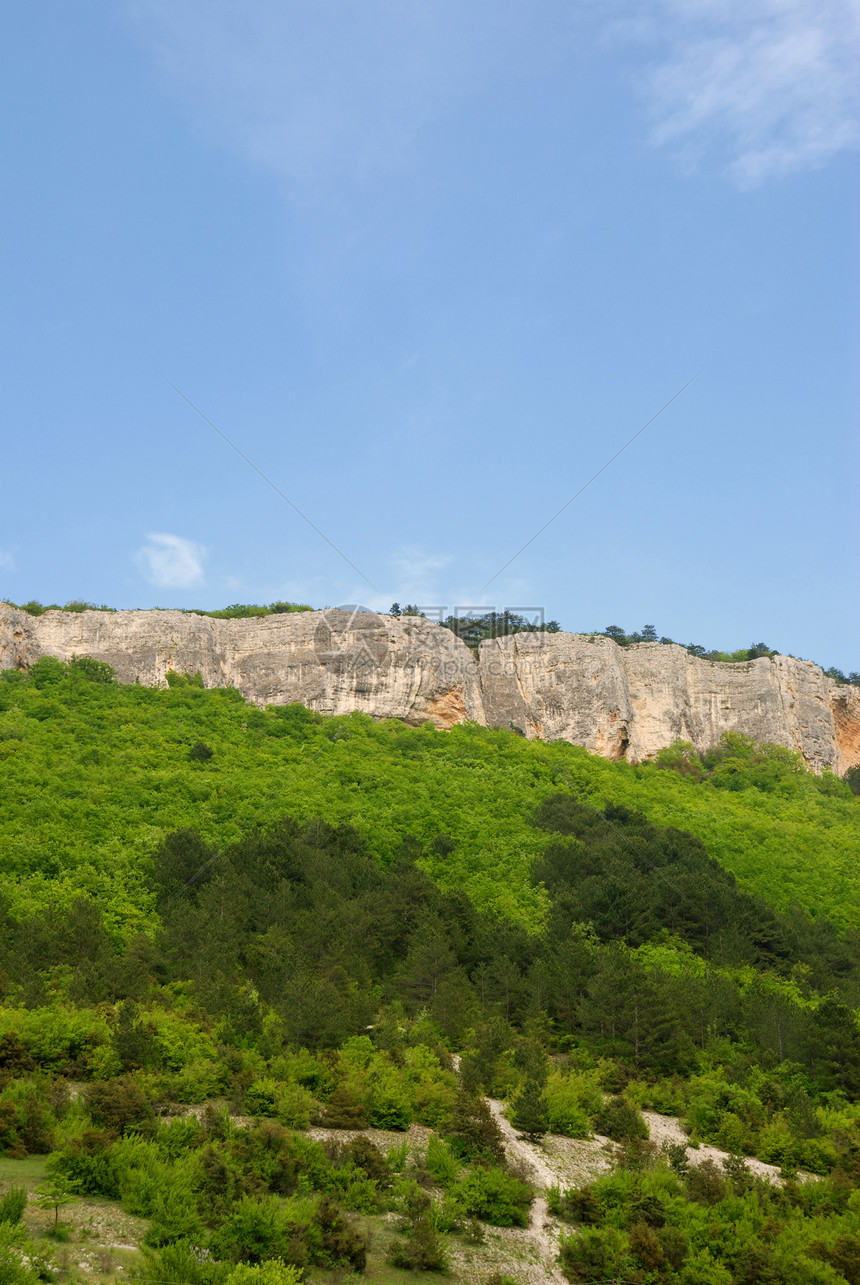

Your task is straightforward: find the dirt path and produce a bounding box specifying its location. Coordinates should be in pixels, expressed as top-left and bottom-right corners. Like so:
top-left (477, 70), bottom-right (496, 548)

top-left (641, 1111), bottom-right (805, 1184)
top-left (485, 1098), bottom-right (567, 1285)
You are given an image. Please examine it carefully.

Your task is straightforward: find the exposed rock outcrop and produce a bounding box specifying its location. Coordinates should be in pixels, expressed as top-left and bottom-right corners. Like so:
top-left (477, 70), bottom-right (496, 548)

top-left (480, 632), bottom-right (860, 774)
top-left (2, 603), bottom-right (858, 773)
top-left (0, 604), bottom-right (484, 730)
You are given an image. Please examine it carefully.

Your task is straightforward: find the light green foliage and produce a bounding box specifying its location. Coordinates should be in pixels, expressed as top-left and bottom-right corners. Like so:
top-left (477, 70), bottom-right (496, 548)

top-left (323, 1039), bottom-right (455, 1133)
top-left (0, 1188), bottom-right (26, 1226)
top-left (226, 1259), bottom-right (303, 1285)
top-left (677, 1248), bottom-right (733, 1284)
top-left (543, 1070), bottom-right (602, 1137)
top-left (0, 1222), bottom-right (44, 1285)
top-left (33, 1178), bottom-right (76, 1227)
top-left (424, 1134), bottom-right (460, 1188)
top-left (0, 1006), bottom-right (113, 1072)
top-left (559, 1225), bottom-right (634, 1282)
top-left (453, 1165), bottom-right (532, 1227)
top-left (0, 671), bottom-right (857, 931)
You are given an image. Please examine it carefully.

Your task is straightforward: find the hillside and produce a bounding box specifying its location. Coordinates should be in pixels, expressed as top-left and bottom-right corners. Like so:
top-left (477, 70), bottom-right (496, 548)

top-left (1, 658), bottom-right (860, 1285)
top-left (3, 602), bottom-right (860, 775)
top-left (0, 659), bottom-right (857, 930)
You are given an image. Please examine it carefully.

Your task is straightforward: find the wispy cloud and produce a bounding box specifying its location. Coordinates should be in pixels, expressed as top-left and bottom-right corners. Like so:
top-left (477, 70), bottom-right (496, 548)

top-left (126, 0), bottom-right (557, 194)
top-left (135, 533), bottom-right (206, 588)
top-left (389, 549), bottom-right (452, 604)
top-left (628, 0), bottom-right (860, 184)
top-left (0, 550), bottom-right (15, 573)
top-left (127, 0), bottom-right (856, 196)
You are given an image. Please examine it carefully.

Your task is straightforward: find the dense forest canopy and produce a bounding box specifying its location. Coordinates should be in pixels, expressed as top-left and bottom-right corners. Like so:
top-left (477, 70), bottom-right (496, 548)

top-left (0, 656), bottom-right (858, 930)
top-left (0, 655), bottom-right (859, 1284)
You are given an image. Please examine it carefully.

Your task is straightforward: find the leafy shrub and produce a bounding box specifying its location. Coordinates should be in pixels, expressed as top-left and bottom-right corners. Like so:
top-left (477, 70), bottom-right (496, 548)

top-left (559, 1226), bottom-right (634, 1283)
top-left (367, 1085), bottom-right (411, 1130)
top-left (51, 1129), bottom-right (119, 1196)
top-left (388, 1188), bottom-right (448, 1273)
top-left (0, 1222), bottom-right (43, 1285)
top-left (138, 1239), bottom-right (229, 1285)
top-left (453, 1166), bottom-right (532, 1228)
top-left (0, 1189), bottom-right (26, 1225)
top-left (145, 1180), bottom-right (205, 1246)
top-left (226, 1260), bottom-right (303, 1285)
top-left (320, 1085), bottom-right (367, 1129)
top-left (387, 1213), bottom-right (448, 1272)
top-left (425, 1134), bottom-right (460, 1188)
top-left (594, 1096), bottom-right (649, 1142)
top-left (84, 1076), bottom-right (155, 1136)
top-left (544, 1072), bottom-right (598, 1138)
top-left (547, 1184), bottom-right (602, 1225)
top-left (244, 1078), bottom-right (280, 1117)
top-left (211, 1195), bottom-right (297, 1265)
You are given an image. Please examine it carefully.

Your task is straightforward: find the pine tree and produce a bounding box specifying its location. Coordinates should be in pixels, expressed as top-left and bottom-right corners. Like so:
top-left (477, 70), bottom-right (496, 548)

top-left (511, 1077), bottom-right (549, 1141)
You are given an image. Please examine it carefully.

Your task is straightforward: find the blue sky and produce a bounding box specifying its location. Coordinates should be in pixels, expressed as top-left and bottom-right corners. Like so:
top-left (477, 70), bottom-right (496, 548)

top-left (1, 0), bottom-right (857, 669)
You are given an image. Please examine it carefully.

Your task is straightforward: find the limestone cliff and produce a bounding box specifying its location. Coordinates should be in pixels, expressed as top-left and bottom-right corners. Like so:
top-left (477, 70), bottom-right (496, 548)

top-left (1, 603), bottom-right (857, 773)
top-left (0, 604), bottom-right (484, 730)
top-left (480, 633), bottom-right (860, 774)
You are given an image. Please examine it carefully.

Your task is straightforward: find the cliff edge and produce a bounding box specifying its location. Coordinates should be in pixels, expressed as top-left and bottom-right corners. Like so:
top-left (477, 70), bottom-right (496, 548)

top-left (2, 604), bottom-right (857, 773)
top-left (480, 632), bottom-right (860, 774)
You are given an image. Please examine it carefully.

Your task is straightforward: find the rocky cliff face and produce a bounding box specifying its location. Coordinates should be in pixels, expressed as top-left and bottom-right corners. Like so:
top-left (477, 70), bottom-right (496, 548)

top-left (480, 633), bottom-right (860, 774)
top-left (0, 605), bottom-right (483, 729)
top-left (2, 603), bottom-right (858, 773)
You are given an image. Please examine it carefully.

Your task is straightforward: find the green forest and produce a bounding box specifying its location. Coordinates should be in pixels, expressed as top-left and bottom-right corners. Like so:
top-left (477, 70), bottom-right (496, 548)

top-left (0, 655), bottom-right (859, 1284)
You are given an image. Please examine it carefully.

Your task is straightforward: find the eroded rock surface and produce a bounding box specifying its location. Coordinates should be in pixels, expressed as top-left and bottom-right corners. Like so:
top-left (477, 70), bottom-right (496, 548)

top-left (0, 605), bottom-right (484, 730)
top-left (2, 604), bottom-right (858, 772)
top-left (480, 633), bottom-right (860, 773)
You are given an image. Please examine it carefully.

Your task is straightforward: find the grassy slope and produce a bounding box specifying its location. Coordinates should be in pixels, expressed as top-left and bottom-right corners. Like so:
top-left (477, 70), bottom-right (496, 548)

top-left (0, 678), bottom-right (857, 933)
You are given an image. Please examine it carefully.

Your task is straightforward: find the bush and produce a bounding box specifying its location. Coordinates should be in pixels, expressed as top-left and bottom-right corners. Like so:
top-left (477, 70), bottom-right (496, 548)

top-left (244, 1078), bottom-right (280, 1117)
top-left (321, 1085), bottom-right (367, 1129)
top-left (559, 1226), bottom-right (633, 1283)
top-left (226, 1261), bottom-right (303, 1285)
top-left (594, 1096), bottom-right (649, 1142)
top-left (454, 1166), bottom-right (532, 1228)
top-left (444, 1092), bottom-right (506, 1165)
top-left (138, 1239), bottom-right (228, 1285)
top-left (0, 1189), bottom-right (26, 1225)
top-left (51, 1129), bottom-right (119, 1197)
top-left (212, 1196), bottom-right (295, 1264)
top-left (425, 1134), bottom-right (460, 1188)
top-left (547, 1185), bottom-right (602, 1225)
top-left (346, 1135), bottom-right (391, 1184)
top-left (84, 1076), bottom-right (155, 1136)
top-left (0, 1222), bottom-right (43, 1285)
top-left (388, 1206), bottom-right (448, 1272)
top-left (510, 1077), bottom-right (548, 1140)
top-left (313, 1195), bottom-right (368, 1271)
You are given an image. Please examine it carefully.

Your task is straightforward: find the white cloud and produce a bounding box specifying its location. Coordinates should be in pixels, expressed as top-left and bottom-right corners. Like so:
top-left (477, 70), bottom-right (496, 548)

top-left (0, 550), bottom-right (15, 573)
top-left (135, 533), bottom-right (206, 588)
top-left (127, 0), bottom-right (856, 195)
top-left (630, 0), bottom-right (860, 183)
